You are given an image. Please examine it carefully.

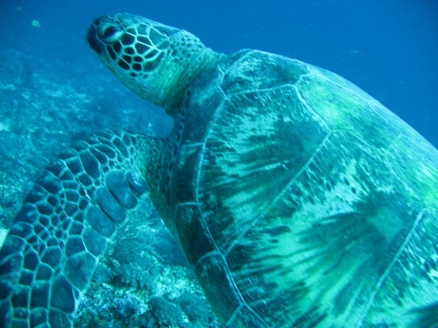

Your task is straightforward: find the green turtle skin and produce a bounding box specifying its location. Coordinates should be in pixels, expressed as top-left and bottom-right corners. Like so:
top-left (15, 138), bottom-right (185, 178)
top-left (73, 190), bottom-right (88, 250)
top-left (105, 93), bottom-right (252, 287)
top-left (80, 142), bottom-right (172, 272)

top-left (1, 12), bottom-right (437, 327)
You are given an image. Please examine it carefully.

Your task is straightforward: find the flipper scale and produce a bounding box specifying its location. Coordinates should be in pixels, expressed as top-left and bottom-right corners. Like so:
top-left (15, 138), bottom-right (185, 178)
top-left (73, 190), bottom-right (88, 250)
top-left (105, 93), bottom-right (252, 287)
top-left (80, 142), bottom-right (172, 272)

top-left (0, 130), bottom-right (157, 328)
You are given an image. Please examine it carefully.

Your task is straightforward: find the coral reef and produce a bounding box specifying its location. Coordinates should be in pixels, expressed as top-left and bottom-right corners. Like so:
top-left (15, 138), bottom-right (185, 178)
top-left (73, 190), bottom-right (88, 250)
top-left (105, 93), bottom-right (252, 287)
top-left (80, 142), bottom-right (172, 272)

top-left (0, 48), bottom-right (219, 327)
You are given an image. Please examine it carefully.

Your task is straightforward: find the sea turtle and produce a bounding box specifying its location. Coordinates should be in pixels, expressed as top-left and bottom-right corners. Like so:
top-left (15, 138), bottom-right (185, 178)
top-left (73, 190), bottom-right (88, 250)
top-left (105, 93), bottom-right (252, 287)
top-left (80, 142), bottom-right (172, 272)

top-left (1, 12), bottom-right (437, 327)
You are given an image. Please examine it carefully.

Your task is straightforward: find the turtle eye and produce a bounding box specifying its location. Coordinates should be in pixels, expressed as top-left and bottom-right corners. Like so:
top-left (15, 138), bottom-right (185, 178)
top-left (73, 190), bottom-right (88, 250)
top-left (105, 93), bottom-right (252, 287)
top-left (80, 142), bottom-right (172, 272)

top-left (99, 23), bottom-right (120, 41)
top-left (103, 26), bottom-right (117, 38)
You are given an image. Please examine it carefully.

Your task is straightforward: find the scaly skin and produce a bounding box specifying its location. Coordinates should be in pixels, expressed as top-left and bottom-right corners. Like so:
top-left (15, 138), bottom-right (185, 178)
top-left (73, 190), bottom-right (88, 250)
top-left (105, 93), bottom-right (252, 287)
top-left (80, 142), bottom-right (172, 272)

top-left (0, 12), bottom-right (437, 327)
top-left (0, 131), bottom-right (159, 327)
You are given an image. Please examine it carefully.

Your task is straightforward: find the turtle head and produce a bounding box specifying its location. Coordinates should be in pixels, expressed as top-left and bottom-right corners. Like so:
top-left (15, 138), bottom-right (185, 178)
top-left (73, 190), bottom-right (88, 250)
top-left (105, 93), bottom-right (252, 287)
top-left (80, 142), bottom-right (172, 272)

top-left (87, 13), bottom-right (221, 116)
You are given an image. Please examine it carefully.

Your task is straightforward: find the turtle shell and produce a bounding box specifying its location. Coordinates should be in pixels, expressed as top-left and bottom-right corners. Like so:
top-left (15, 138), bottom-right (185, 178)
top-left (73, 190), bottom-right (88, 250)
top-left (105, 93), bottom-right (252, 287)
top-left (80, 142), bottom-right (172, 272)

top-left (154, 50), bottom-right (438, 327)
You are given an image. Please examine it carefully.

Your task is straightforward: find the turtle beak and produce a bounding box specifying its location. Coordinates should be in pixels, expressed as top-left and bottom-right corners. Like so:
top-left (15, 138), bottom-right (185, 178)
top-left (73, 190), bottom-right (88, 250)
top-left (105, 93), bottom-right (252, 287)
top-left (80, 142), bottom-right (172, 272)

top-left (86, 22), bottom-right (104, 55)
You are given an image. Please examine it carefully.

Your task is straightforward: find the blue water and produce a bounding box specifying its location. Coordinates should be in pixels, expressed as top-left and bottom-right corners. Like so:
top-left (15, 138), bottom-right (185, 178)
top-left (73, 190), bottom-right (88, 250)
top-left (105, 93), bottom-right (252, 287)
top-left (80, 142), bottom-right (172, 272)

top-left (0, 2), bottom-right (437, 326)
top-left (1, 0), bottom-right (437, 145)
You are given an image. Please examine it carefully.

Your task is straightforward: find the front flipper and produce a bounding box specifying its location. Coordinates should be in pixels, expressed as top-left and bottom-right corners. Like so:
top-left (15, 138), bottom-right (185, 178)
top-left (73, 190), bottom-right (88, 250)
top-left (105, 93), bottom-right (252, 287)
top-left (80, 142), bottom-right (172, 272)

top-left (0, 130), bottom-right (160, 327)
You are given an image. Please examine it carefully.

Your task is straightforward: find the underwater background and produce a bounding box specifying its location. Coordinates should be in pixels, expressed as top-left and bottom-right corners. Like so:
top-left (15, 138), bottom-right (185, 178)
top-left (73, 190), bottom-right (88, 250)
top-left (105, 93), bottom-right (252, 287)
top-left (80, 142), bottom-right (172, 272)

top-left (0, 0), bottom-right (437, 327)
